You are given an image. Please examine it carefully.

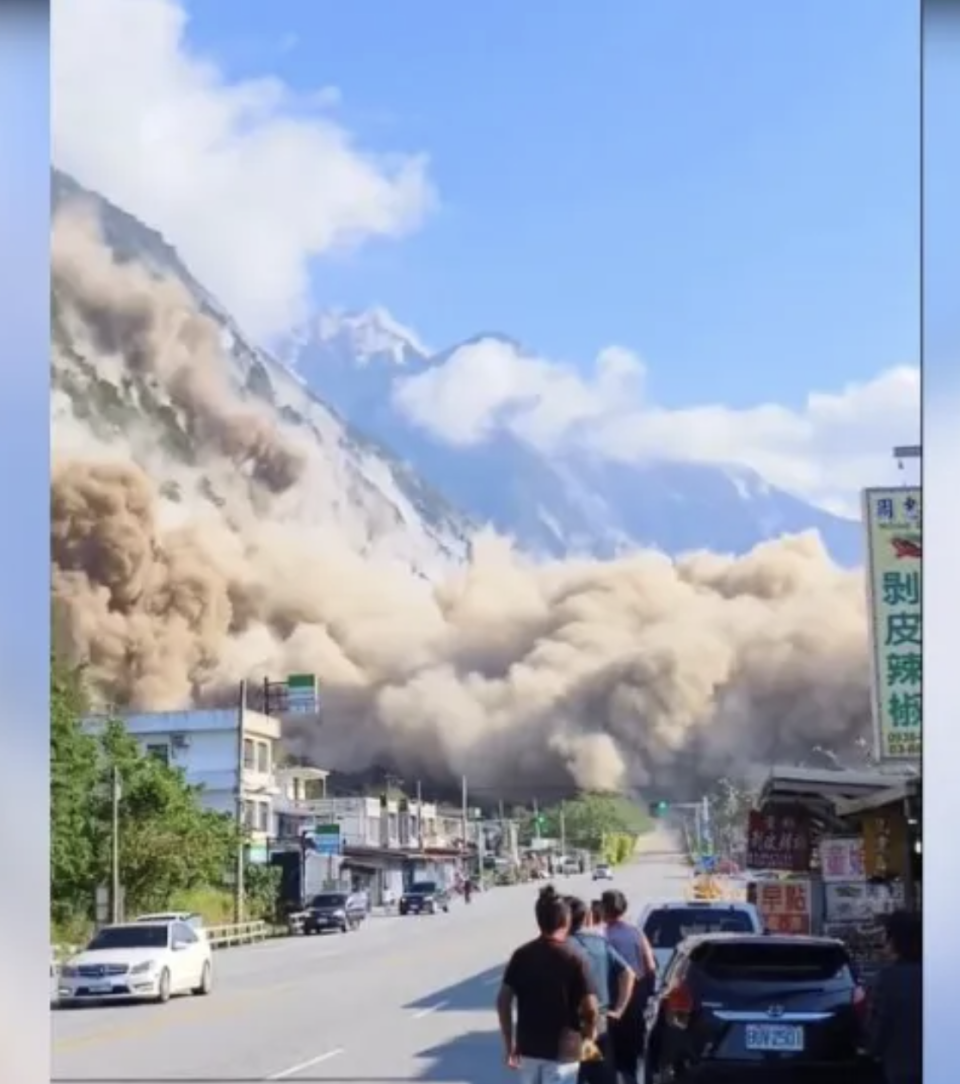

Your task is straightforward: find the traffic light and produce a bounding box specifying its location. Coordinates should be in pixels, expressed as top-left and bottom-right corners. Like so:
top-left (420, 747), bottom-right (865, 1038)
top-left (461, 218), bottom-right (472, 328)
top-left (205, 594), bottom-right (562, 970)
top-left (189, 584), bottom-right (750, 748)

top-left (648, 800), bottom-right (670, 817)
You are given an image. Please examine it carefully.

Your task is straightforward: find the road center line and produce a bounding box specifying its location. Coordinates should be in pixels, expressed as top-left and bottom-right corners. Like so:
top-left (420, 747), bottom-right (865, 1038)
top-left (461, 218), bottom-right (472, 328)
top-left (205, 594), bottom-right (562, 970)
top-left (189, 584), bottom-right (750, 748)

top-left (266, 1046), bottom-right (345, 1080)
top-left (412, 999), bottom-right (449, 1019)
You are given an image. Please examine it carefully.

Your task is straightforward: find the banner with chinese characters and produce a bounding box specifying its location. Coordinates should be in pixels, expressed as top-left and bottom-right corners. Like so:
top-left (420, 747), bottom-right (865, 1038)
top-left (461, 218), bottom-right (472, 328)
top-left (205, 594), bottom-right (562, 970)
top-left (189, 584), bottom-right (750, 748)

top-left (861, 808), bottom-right (909, 879)
top-left (746, 809), bottom-right (811, 872)
top-left (819, 836), bottom-right (866, 883)
top-left (756, 878), bottom-right (812, 935)
top-left (863, 487), bottom-right (922, 762)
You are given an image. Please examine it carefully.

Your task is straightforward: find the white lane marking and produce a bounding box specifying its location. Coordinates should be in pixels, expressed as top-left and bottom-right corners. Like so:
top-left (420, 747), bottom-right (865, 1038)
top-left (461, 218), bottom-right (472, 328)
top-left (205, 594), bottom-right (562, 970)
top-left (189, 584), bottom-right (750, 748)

top-left (266, 1047), bottom-right (345, 1080)
top-left (412, 999), bottom-right (449, 1019)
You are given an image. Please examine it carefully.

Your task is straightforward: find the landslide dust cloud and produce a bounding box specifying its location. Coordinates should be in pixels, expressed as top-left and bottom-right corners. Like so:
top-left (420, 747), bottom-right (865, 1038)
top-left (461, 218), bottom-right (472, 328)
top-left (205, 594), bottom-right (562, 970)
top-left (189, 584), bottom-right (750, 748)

top-left (51, 205), bottom-right (873, 796)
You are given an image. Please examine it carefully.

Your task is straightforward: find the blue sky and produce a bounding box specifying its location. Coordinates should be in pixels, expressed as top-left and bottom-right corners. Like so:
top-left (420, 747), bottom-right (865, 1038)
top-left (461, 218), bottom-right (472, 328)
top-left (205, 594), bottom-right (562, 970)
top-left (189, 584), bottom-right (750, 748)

top-left (183, 0), bottom-right (919, 412)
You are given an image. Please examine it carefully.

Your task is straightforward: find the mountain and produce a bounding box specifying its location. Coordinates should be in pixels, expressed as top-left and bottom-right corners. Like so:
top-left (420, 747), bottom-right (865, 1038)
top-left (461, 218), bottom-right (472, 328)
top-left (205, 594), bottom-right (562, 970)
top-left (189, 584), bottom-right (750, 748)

top-left (50, 169), bottom-right (473, 578)
top-left (282, 313), bottom-right (863, 566)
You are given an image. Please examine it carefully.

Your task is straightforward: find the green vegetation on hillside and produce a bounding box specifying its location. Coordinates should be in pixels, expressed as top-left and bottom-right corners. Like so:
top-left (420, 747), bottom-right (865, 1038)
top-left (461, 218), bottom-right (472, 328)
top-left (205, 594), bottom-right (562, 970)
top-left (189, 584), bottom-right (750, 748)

top-left (533, 793), bottom-right (652, 864)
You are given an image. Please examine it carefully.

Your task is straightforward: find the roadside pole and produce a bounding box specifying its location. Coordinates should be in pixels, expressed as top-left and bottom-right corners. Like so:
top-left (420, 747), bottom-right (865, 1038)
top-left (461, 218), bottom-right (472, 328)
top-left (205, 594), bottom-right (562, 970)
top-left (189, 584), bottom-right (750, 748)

top-left (460, 775), bottom-right (469, 878)
top-left (234, 680), bottom-right (247, 925)
top-left (110, 765), bottom-right (121, 923)
top-left (416, 779), bottom-right (424, 851)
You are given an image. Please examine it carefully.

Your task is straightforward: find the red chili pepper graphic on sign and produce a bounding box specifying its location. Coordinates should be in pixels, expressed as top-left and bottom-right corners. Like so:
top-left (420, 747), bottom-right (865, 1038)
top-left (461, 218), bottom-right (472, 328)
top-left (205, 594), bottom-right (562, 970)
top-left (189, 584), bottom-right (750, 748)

top-left (891, 536), bottom-right (922, 559)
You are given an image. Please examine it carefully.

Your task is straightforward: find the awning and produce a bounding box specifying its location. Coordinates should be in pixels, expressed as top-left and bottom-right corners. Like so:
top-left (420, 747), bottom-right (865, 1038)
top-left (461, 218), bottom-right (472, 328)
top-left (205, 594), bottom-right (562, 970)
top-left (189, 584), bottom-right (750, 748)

top-left (758, 765), bottom-right (917, 806)
top-left (833, 777), bottom-right (921, 818)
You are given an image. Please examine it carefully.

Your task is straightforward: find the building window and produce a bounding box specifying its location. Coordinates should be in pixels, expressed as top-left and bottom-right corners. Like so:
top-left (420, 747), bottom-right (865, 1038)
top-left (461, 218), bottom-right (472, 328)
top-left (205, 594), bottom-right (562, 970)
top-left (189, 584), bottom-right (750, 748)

top-left (145, 743), bottom-right (169, 766)
top-left (257, 802), bottom-right (270, 832)
top-left (243, 800), bottom-right (255, 828)
top-left (256, 741), bottom-right (270, 775)
top-left (243, 737), bottom-right (255, 770)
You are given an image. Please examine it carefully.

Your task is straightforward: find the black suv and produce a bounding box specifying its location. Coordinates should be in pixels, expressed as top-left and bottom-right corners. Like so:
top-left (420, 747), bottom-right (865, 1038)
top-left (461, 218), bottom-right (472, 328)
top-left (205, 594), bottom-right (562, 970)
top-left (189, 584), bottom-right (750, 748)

top-left (399, 880), bottom-right (450, 916)
top-left (302, 892), bottom-right (367, 934)
top-left (643, 933), bottom-right (878, 1083)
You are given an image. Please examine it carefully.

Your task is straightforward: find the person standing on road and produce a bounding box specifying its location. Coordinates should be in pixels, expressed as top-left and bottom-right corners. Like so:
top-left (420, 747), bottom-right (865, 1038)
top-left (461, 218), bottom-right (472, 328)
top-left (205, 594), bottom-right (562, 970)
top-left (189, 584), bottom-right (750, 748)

top-left (866, 910), bottom-right (922, 1084)
top-left (565, 896), bottom-right (635, 1084)
top-left (600, 890), bottom-right (656, 1084)
top-left (590, 900), bottom-right (604, 930)
top-left (496, 886), bottom-right (600, 1084)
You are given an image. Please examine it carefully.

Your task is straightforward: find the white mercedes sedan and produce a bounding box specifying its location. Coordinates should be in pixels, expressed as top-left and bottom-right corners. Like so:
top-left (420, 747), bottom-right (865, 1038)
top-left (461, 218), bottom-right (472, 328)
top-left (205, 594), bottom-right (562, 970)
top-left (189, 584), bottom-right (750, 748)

top-left (57, 919), bottom-right (213, 1005)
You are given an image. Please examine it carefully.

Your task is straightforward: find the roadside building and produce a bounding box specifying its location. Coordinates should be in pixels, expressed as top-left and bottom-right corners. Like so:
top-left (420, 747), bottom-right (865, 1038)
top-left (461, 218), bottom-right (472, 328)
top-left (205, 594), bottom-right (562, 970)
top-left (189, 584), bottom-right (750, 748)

top-left (84, 707), bottom-right (281, 860)
top-left (752, 764), bottom-right (921, 981)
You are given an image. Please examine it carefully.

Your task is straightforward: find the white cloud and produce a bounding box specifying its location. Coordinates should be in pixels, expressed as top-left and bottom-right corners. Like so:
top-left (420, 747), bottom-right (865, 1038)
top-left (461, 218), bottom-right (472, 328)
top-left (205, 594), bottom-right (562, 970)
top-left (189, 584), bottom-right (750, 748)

top-left (393, 336), bottom-right (920, 517)
top-left (52, 0), bottom-right (434, 341)
top-left (393, 338), bottom-right (647, 447)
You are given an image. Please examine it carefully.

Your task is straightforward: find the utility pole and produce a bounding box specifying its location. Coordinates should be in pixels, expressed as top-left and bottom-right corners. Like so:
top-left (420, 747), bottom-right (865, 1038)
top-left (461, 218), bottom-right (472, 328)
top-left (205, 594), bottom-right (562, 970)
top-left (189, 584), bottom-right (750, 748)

top-left (416, 779), bottom-right (424, 851)
top-left (460, 774), bottom-right (469, 874)
top-left (701, 794), bottom-right (712, 855)
top-left (110, 765), bottom-right (121, 923)
top-left (559, 801), bottom-right (567, 857)
top-left (533, 797), bottom-right (541, 840)
top-left (234, 680), bottom-right (247, 925)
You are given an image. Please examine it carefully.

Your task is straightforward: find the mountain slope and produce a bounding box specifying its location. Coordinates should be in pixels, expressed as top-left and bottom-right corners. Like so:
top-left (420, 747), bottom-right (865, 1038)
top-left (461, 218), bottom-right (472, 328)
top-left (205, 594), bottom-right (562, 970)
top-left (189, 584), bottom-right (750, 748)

top-left (284, 313), bottom-right (863, 565)
top-left (51, 169), bottom-right (473, 579)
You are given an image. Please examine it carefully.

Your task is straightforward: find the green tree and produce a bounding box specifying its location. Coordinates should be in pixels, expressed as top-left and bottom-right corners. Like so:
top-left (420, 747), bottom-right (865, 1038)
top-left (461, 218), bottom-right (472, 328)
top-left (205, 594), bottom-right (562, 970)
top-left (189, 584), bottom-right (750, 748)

top-left (50, 656), bottom-right (101, 925)
top-left (92, 720), bottom-right (241, 914)
top-left (541, 793), bottom-right (651, 851)
top-left (244, 863), bottom-right (283, 922)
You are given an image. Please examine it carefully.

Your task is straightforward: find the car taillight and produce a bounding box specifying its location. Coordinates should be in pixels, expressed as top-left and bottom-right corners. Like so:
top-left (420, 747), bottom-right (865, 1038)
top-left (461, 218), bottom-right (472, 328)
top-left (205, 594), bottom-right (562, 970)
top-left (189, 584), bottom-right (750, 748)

top-left (665, 982), bottom-right (695, 1026)
top-left (852, 984), bottom-right (868, 1022)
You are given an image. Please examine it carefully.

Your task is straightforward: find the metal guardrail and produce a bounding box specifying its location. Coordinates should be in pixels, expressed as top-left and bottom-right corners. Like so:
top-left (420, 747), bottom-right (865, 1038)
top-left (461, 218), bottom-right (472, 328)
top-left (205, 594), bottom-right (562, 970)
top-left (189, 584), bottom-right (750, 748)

top-left (205, 920), bottom-right (269, 948)
top-left (52, 920), bottom-right (270, 970)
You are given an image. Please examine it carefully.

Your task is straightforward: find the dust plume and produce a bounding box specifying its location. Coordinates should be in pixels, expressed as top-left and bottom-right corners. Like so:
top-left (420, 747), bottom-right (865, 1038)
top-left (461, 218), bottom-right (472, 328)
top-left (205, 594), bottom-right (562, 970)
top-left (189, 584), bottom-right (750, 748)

top-left (51, 207), bottom-right (874, 796)
top-left (52, 203), bottom-right (304, 493)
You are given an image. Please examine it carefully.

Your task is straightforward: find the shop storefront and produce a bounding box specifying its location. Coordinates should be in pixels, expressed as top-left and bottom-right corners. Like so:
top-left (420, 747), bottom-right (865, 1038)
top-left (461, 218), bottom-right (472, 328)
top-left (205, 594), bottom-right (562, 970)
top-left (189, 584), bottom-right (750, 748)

top-left (749, 766), bottom-right (921, 982)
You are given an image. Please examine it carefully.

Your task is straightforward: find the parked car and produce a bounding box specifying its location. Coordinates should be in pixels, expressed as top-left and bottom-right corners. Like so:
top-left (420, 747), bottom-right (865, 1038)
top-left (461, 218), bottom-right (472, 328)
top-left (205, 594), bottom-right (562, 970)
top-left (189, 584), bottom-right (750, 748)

top-left (302, 892), bottom-right (367, 934)
top-left (57, 920), bottom-right (213, 1005)
top-left (592, 863), bottom-right (614, 881)
top-left (399, 881), bottom-right (451, 915)
top-left (637, 900), bottom-right (762, 979)
top-left (643, 933), bottom-right (874, 1083)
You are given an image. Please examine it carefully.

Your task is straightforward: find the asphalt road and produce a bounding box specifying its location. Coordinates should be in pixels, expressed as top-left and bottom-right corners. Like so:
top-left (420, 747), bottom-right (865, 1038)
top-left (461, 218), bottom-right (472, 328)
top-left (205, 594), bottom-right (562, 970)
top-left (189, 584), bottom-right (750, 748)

top-left (52, 841), bottom-right (690, 1083)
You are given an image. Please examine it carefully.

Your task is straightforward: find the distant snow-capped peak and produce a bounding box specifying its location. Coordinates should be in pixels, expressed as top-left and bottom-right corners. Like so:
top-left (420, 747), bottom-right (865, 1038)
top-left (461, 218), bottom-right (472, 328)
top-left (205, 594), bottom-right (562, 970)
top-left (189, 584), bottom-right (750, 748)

top-left (305, 306), bottom-right (431, 367)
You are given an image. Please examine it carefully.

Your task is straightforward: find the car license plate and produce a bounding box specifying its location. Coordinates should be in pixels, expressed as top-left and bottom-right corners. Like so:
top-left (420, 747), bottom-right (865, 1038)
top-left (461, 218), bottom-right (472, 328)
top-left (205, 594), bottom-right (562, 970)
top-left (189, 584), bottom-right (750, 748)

top-left (744, 1024), bottom-right (803, 1052)
top-left (88, 982), bottom-right (113, 994)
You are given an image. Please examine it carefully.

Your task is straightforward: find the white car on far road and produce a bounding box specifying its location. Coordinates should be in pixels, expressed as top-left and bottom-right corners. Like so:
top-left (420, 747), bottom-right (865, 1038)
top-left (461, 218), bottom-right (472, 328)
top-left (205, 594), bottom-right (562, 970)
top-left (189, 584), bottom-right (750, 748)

top-left (57, 920), bottom-right (213, 1005)
top-left (592, 863), bottom-right (614, 881)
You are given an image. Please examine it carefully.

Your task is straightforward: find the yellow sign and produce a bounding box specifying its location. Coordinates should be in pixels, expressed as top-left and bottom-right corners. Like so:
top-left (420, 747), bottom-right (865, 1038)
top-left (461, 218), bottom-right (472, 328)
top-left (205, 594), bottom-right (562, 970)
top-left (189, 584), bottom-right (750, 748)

top-left (863, 487), bottom-right (922, 761)
top-left (862, 809), bottom-right (908, 879)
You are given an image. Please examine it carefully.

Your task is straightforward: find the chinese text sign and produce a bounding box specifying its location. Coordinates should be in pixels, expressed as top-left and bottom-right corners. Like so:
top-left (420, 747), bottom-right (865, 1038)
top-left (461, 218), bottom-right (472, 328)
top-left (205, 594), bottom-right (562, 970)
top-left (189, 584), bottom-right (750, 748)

top-left (746, 809), bottom-right (811, 872)
top-left (757, 879), bottom-right (812, 935)
top-left (863, 487), bottom-right (921, 761)
top-left (819, 836), bottom-right (866, 883)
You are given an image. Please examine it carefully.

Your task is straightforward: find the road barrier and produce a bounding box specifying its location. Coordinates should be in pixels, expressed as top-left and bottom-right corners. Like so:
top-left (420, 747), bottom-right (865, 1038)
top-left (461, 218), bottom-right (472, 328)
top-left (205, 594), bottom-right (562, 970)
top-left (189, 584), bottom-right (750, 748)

top-left (205, 920), bottom-right (270, 948)
top-left (52, 919), bottom-right (271, 970)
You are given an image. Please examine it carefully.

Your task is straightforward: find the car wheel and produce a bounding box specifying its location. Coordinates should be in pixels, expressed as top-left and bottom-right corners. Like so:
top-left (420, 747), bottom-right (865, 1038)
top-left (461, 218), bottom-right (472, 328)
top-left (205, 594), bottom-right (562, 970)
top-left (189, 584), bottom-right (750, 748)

top-left (156, 968), bottom-right (171, 1004)
top-left (340, 922), bottom-right (349, 934)
top-left (192, 961), bottom-right (212, 996)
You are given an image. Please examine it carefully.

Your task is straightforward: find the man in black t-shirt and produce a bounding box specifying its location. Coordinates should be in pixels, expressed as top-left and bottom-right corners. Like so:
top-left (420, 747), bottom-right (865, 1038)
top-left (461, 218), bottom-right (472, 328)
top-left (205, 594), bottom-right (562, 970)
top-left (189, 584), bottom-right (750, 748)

top-left (496, 887), bottom-right (599, 1084)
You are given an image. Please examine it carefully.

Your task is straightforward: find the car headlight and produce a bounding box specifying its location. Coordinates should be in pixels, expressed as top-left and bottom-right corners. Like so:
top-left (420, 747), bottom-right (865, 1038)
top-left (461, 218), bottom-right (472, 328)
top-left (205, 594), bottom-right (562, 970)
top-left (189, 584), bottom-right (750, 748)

top-left (130, 960), bottom-right (157, 975)
top-left (333, 909), bottom-right (346, 919)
